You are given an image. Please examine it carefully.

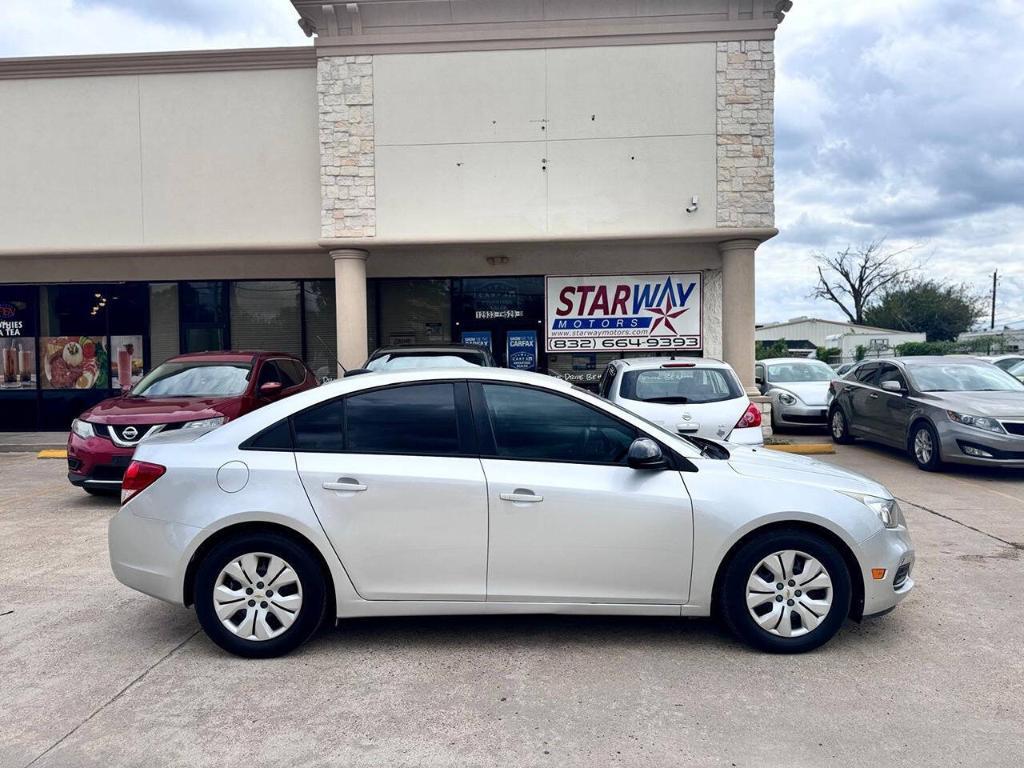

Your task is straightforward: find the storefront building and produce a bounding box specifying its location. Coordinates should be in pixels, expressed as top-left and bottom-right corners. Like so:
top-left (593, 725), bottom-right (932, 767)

top-left (0, 0), bottom-right (788, 429)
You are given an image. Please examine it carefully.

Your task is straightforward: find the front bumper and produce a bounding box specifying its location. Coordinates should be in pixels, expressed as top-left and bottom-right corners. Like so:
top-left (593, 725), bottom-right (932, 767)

top-left (67, 432), bottom-right (134, 490)
top-left (858, 525), bottom-right (915, 617)
top-left (109, 504), bottom-right (201, 604)
top-left (773, 401), bottom-right (829, 427)
top-left (935, 421), bottom-right (1024, 467)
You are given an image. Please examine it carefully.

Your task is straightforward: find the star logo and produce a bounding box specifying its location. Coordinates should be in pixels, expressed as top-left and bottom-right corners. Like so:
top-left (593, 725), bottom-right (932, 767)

top-left (645, 285), bottom-right (689, 335)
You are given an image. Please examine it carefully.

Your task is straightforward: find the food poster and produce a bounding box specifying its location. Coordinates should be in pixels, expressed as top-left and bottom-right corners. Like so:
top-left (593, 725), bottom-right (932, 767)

top-left (39, 336), bottom-right (109, 390)
top-left (111, 335), bottom-right (144, 389)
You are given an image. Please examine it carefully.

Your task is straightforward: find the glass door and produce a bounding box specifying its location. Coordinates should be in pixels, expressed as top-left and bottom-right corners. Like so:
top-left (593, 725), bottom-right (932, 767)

top-left (179, 281), bottom-right (229, 353)
top-left (452, 277), bottom-right (544, 369)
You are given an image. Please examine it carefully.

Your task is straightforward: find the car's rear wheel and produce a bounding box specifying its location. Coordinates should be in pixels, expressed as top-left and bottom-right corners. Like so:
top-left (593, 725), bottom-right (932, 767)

top-left (830, 407), bottom-right (854, 444)
top-left (910, 422), bottom-right (943, 472)
top-left (194, 532), bottom-right (327, 658)
top-left (719, 529), bottom-right (852, 653)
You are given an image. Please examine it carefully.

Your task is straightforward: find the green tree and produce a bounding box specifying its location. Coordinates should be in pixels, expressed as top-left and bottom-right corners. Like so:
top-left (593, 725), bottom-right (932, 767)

top-left (864, 280), bottom-right (984, 342)
top-left (755, 339), bottom-right (788, 360)
top-left (816, 346), bottom-right (841, 363)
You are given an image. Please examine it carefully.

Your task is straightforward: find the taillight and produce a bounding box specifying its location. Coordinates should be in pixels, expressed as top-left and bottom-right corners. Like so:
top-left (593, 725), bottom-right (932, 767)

top-left (121, 460), bottom-right (166, 504)
top-left (735, 402), bottom-right (762, 429)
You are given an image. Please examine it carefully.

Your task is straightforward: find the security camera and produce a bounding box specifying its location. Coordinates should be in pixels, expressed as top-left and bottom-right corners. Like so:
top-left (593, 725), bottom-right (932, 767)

top-left (685, 196), bottom-right (699, 213)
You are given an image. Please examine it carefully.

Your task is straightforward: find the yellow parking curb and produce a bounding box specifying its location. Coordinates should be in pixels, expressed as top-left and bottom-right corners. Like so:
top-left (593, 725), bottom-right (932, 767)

top-left (766, 444), bottom-right (835, 455)
top-left (37, 449), bottom-right (67, 459)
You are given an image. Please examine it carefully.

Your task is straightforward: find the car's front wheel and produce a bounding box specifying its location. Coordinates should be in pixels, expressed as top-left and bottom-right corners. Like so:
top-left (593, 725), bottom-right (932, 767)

top-left (830, 407), bottom-right (855, 444)
top-left (719, 529), bottom-right (852, 653)
top-left (194, 532), bottom-right (327, 658)
top-left (910, 421), bottom-right (943, 472)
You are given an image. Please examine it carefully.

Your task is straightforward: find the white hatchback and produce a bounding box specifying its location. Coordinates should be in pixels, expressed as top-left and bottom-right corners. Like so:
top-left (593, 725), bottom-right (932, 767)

top-left (109, 368), bottom-right (913, 658)
top-left (599, 358), bottom-right (763, 445)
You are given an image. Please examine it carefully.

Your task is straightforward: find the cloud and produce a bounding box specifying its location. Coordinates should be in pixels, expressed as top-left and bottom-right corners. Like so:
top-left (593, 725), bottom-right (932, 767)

top-left (759, 0), bottom-right (1024, 328)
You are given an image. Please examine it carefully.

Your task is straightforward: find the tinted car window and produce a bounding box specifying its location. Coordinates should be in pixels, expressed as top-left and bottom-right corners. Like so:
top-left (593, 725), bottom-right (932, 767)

top-left (293, 383), bottom-right (461, 455)
top-left (853, 363), bottom-right (879, 385)
top-left (620, 367), bottom-right (742, 404)
top-left (347, 383), bottom-right (460, 454)
top-left (257, 361), bottom-right (282, 387)
top-left (876, 364), bottom-right (907, 390)
top-left (292, 398), bottom-right (346, 452)
top-left (244, 420), bottom-right (294, 451)
top-left (278, 359), bottom-right (306, 387)
top-left (481, 384), bottom-right (635, 464)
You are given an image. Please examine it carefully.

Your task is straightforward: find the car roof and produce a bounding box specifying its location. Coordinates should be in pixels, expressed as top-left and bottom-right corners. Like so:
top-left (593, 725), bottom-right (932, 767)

top-left (611, 357), bottom-right (731, 370)
top-left (167, 351), bottom-right (300, 363)
top-left (758, 357), bottom-right (829, 365)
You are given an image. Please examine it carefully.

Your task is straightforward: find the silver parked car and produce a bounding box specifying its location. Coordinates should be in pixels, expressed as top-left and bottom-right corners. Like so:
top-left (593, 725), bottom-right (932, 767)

top-left (829, 356), bottom-right (1024, 471)
top-left (755, 358), bottom-right (836, 429)
top-left (110, 368), bottom-right (914, 658)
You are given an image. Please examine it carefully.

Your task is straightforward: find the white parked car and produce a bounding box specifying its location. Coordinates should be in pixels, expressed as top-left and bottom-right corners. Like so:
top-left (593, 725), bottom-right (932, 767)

top-left (110, 368), bottom-right (914, 658)
top-left (598, 358), bottom-right (763, 445)
top-left (756, 358), bottom-right (836, 429)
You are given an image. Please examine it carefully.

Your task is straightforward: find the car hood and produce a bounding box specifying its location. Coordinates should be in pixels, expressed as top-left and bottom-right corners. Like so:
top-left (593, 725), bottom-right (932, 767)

top-left (924, 391), bottom-right (1024, 419)
top-left (81, 395), bottom-right (240, 425)
top-left (769, 381), bottom-right (830, 406)
top-left (725, 444), bottom-right (890, 497)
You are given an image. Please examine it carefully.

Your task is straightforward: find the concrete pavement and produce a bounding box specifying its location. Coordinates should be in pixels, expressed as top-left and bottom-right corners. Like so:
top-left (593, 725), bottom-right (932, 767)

top-left (1, 447), bottom-right (1021, 768)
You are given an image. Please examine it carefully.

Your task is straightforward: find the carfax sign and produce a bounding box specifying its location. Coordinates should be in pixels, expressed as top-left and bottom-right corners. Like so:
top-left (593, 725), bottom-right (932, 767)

top-left (544, 273), bottom-right (702, 353)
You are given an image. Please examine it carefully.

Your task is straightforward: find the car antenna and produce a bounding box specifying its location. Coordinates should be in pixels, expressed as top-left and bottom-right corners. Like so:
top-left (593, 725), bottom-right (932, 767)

top-left (314, 334), bottom-right (347, 376)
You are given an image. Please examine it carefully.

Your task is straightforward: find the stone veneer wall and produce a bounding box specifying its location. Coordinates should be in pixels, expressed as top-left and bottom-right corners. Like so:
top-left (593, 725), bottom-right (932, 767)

top-left (701, 268), bottom-right (724, 360)
top-left (318, 55), bottom-right (376, 238)
top-left (716, 40), bottom-right (775, 229)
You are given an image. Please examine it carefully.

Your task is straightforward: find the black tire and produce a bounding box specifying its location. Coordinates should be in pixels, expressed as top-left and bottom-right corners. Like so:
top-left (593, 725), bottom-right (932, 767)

top-left (829, 406), bottom-right (855, 444)
top-left (718, 528), bottom-right (852, 654)
top-left (194, 531), bottom-right (328, 658)
top-left (909, 421), bottom-right (943, 472)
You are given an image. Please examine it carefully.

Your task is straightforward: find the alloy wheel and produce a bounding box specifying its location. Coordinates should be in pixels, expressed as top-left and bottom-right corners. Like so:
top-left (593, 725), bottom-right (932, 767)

top-left (213, 552), bottom-right (303, 641)
top-left (746, 550), bottom-right (833, 638)
top-left (831, 410), bottom-right (845, 439)
top-left (914, 428), bottom-right (933, 465)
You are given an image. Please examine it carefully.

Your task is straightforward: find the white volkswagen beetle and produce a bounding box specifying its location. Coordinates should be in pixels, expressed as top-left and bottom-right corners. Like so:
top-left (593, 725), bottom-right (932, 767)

top-left (109, 368), bottom-right (914, 658)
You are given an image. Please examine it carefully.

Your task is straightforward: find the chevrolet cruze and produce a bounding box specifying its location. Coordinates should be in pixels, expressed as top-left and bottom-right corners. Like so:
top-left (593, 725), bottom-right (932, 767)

top-left (109, 368), bottom-right (914, 658)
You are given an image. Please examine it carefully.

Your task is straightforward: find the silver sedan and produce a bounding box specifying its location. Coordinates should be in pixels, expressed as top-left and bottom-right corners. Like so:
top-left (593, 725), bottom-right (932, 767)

top-left (829, 356), bottom-right (1024, 470)
top-left (109, 368), bottom-right (914, 658)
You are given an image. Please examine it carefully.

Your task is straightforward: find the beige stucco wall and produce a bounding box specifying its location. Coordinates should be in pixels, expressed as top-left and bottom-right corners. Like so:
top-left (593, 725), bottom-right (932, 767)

top-left (369, 43), bottom-right (717, 240)
top-left (0, 68), bottom-right (320, 252)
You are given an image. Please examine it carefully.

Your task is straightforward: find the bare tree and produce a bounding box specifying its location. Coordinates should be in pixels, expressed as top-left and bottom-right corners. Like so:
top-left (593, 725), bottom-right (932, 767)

top-left (811, 240), bottom-right (917, 324)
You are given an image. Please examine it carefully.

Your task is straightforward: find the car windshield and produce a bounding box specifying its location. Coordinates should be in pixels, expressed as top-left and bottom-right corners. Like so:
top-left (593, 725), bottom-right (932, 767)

top-left (905, 362), bottom-right (1024, 393)
top-left (620, 367), bottom-right (742, 404)
top-left (1010, 360), bottom-right (1024, 377)
top-left (131, 361), bottom-right (253, 397)
top-left (767, 361), bottom-right (835, 383)
top-left (365, 354), bottom-right (480, 371)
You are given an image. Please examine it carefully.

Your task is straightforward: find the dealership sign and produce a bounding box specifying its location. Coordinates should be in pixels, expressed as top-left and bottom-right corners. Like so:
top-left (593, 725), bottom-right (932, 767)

top-left (545, 273), bottom-right (702, 352)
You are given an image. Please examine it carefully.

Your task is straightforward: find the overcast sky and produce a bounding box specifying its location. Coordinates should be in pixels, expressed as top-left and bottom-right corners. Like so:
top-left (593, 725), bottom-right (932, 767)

top-left (2, 0), bottom-right (1022, 329)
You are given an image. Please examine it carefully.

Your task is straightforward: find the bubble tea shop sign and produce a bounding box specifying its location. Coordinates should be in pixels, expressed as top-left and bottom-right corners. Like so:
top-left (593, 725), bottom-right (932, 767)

top-left (0, 302), bottom-right (26, 337)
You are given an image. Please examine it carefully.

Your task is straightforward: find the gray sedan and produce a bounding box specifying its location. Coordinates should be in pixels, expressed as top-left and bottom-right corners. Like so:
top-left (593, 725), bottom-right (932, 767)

top-left (829, 356), bottom-right (1024, 471)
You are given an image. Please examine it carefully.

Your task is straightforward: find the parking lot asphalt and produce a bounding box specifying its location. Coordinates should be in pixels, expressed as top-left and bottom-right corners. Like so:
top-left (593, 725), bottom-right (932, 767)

top-left (2, 446), bottom-right (1022, 768)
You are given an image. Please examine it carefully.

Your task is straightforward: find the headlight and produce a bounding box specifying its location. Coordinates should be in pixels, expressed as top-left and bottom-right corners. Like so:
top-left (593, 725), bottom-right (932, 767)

top-left (947, 410), bottom-right (1005, 434)
top-left (777, 391), bottom-right (798, 405)
top-left (182, 416), bottom-right (226, 430)
top-left (839, 491), bottom-right (905, 529)
top-left (71, 418), bottom-right (95, 439)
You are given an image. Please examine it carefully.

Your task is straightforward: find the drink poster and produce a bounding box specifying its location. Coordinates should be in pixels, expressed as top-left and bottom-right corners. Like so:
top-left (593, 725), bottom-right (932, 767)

top-left (0, 298), bottom-right (36, 390)
top-left (39, 336), bottom-right (108, 390)
top-left (112, 335), bottom-right (144, 389)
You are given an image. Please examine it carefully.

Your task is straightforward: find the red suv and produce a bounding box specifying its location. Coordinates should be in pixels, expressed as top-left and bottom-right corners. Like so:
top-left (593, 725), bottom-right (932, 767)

top-left (67, 351), bottom-right (318, 494)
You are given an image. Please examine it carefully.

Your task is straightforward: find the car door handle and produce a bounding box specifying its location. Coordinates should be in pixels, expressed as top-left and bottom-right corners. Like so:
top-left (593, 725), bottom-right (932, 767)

top-left (323, 479), bottom-right (367, 492)
top-left (868, 393), bottom-right (879, 399)
top-left (500, 490), bottom-right (543, 503)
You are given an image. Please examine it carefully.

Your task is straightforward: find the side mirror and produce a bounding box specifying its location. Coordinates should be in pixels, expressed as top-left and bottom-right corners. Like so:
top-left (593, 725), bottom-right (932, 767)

top-left (880, 380), bottom-right (905, 394)
top-left (627, 437), bottom-right (669, 470)
top-left (259, 381), bottom-right (284, 399)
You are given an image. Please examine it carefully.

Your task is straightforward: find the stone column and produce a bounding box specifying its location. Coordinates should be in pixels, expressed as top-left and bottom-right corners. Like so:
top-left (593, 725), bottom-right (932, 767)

top-left (331, 249), bottom-right (369, 375)
top-left (719, 239), bottom-right (759, 396)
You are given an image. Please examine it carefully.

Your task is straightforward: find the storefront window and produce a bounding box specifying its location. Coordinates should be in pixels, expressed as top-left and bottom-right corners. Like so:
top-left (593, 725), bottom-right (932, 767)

top-left (149, 283), bottom-right (180, 367)
top-left (230, 281), bottom-right (302, 357)
top-left (180, 281), bottom-right (229, 352)
top-left (1, 286), bottom-right (38, 392)
top-left (303, 280), bottom-right (337, 381)
top-left (38, 285), bottom-right (110, 391)
top-left (376, 279), bottom-right (452, 348)
top-left (452, 277), bottom-right (543, 369)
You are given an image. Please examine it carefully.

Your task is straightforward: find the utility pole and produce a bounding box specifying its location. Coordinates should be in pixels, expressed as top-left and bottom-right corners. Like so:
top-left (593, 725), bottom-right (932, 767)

top-left (991, 269), bottom-right (998, 330)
